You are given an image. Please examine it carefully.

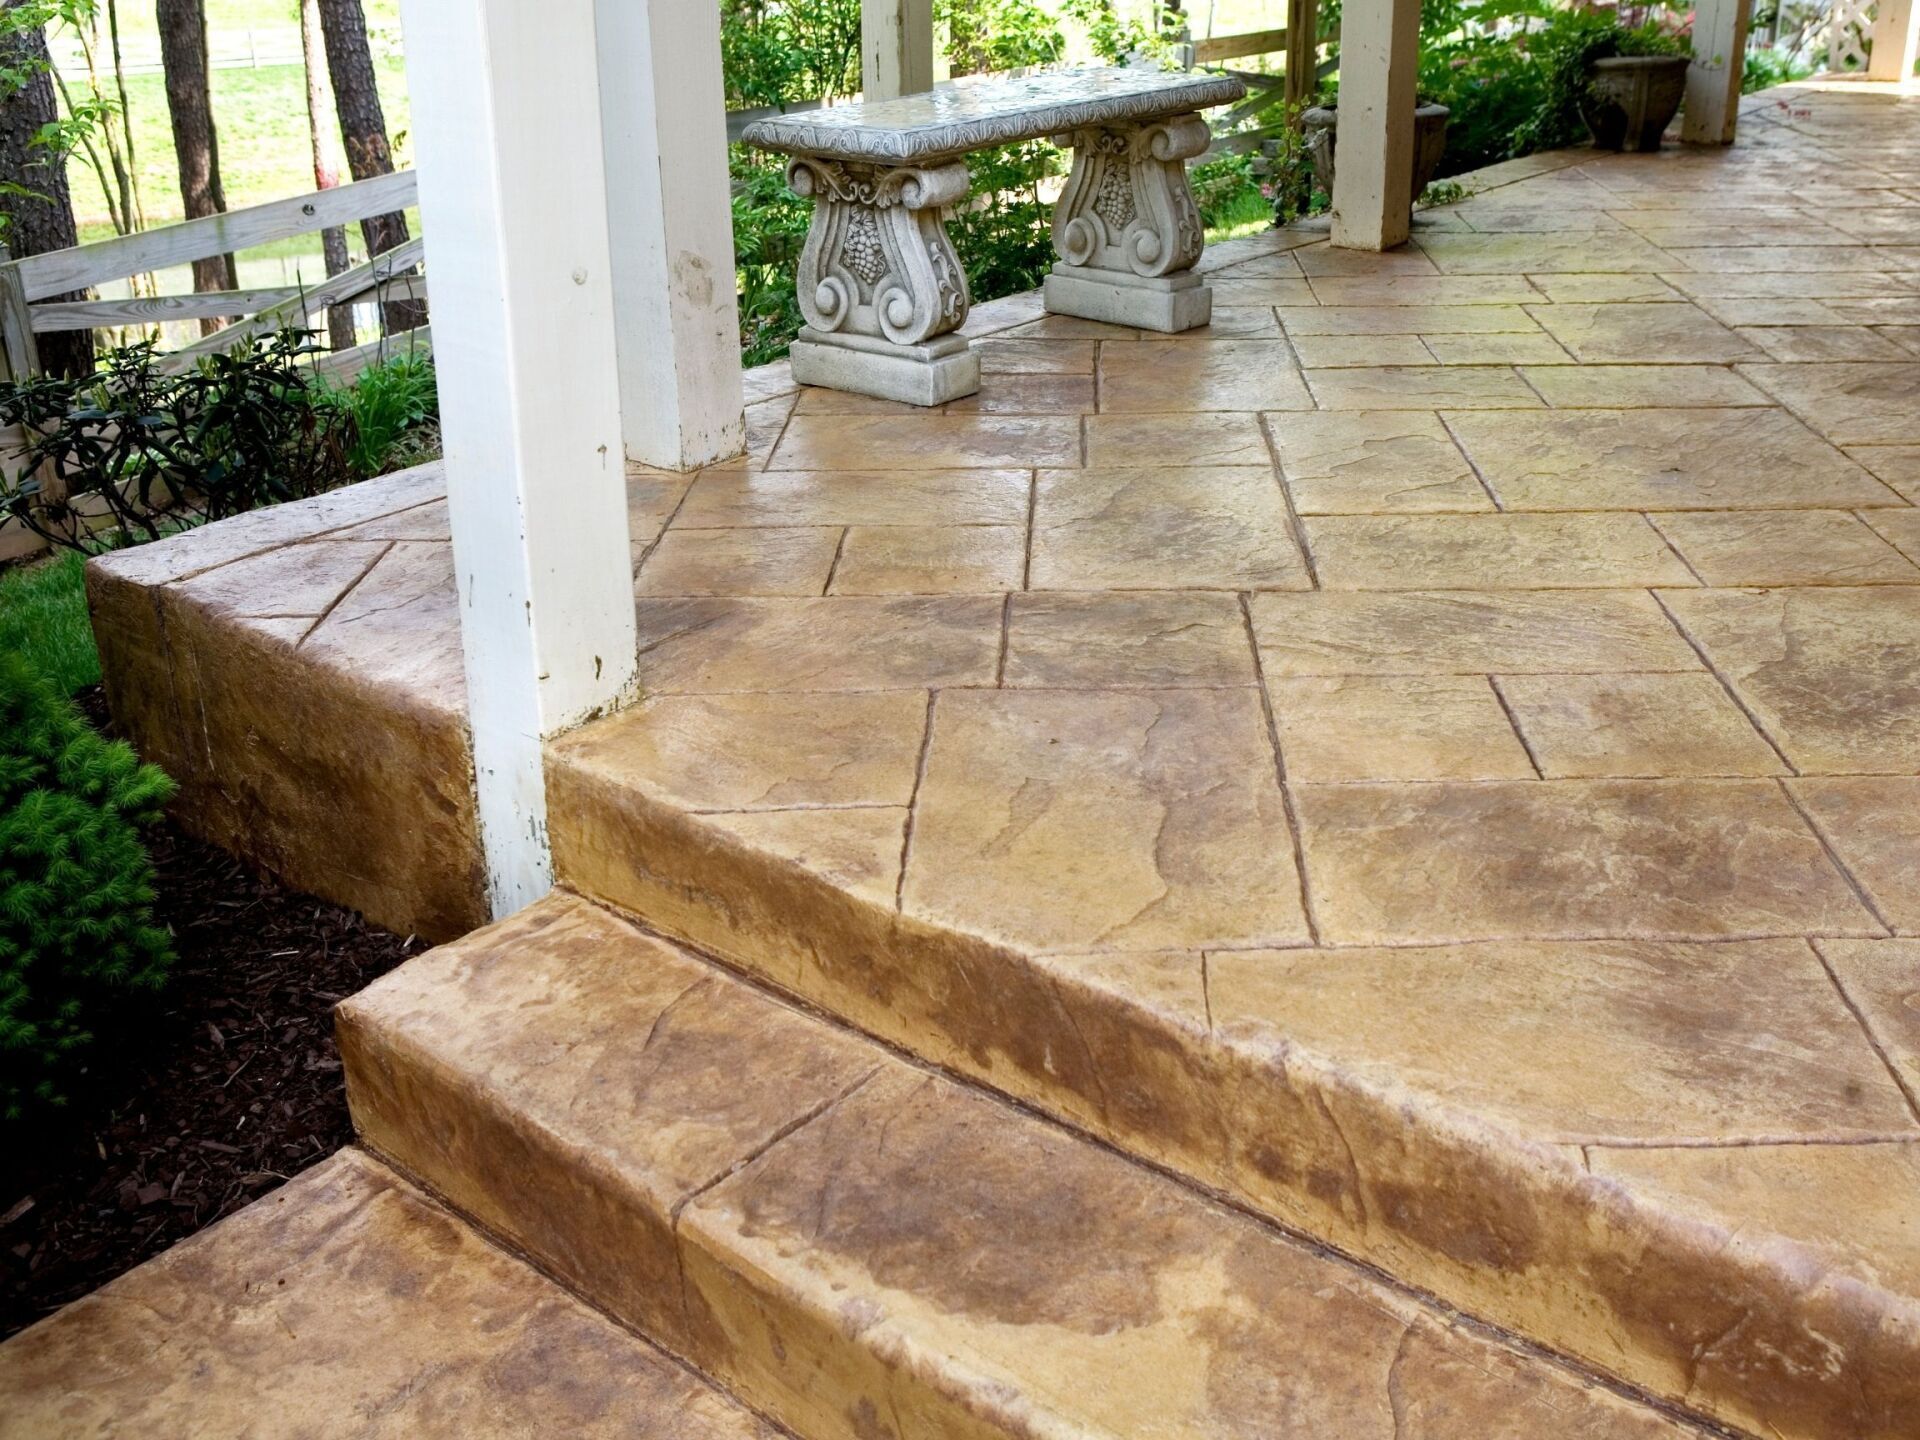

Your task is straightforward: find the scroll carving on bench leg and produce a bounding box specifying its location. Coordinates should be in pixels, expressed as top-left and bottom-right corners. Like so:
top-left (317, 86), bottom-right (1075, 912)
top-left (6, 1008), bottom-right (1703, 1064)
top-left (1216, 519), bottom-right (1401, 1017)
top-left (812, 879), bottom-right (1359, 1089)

top-left (785, 157), bottom-right (981, 406)
top-left (1044, 112), bottom-right (1214, 333)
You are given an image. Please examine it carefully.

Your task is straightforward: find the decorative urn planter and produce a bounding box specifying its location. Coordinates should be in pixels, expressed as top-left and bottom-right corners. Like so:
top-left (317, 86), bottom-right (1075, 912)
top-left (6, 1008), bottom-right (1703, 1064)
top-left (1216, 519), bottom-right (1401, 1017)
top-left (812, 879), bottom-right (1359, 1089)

top-left (1299, 102), bottom-right (1451, 207)
top-left (1580, 55), bottom-right (1691, 151)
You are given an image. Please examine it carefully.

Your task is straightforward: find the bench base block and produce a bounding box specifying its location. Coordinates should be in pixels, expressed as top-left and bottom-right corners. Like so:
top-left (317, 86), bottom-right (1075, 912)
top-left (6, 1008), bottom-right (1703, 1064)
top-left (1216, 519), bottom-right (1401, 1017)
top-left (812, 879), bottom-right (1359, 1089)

top-left (1044, 265), bottom-right (1212, 333)
top-left (790, 328), bottom-right (981, 407)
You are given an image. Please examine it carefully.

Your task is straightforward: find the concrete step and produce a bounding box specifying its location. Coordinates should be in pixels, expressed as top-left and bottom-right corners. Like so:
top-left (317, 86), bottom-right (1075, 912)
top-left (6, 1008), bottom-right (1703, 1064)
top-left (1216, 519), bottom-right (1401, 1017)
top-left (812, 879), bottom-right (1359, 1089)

top-left (0, 1147), bottom-right (776, 1440)
top-left (339, 891), bottom-right (1721, 1440)
top-left (543, 720), bottom-right (1920, 1440)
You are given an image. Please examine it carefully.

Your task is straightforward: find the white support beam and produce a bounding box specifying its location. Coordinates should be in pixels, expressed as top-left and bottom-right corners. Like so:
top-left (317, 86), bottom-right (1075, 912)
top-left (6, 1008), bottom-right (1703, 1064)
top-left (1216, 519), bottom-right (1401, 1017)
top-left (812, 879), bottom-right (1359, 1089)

top-left (1869, 0), bottom-right (1920, 81)
top-left (596, 0), bottom-right (746, 472)
top-left (862, 0), bottom-right (934, 100)
top-left (397, 0), bottom-right (638, 918)
top-left (1681, 0), bottom-right (1752, 145)
top-left (1329, 0), bottom-right (1421, 251)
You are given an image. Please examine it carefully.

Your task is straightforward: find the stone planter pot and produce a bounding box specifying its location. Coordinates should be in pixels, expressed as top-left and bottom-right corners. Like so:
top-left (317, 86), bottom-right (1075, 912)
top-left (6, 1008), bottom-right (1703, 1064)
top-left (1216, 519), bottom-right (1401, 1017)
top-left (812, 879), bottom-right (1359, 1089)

top-left (1299, 102), bottom-right (1451, 208)
top-left (1580, 55), bottom-right (1691, 152)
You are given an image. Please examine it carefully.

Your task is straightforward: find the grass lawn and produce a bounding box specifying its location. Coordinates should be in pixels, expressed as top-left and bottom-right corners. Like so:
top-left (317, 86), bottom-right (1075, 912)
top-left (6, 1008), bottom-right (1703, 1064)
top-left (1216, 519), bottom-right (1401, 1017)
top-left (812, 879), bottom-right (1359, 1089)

top-left (0, 550), bottom-right (97, 698)
top-left (68, 59), bottom-right (413, 243)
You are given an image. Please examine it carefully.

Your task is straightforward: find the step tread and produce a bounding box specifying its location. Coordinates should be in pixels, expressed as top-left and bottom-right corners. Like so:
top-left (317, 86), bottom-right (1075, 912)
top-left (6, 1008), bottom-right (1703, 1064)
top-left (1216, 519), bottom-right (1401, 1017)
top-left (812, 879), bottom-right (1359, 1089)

top-left (339, 892), bottom-right (1712, 1440)
top-left (545, 711), bottom-right (1920, 1440)
top-left (0, 1147), bottom-right (776, 1440)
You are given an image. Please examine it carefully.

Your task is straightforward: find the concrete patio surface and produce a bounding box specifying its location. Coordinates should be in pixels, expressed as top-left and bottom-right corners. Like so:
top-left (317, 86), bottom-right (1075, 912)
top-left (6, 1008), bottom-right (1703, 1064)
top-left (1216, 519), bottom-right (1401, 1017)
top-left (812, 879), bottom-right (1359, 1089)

top-left (72, 79), bottom-right (1920, 1439)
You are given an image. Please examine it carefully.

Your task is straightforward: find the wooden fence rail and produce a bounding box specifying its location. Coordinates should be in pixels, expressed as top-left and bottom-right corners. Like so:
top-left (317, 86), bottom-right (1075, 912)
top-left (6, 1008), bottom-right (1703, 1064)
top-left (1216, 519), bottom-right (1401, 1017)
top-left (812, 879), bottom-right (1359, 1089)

top-left (0, 169), bottom-right (425, 383)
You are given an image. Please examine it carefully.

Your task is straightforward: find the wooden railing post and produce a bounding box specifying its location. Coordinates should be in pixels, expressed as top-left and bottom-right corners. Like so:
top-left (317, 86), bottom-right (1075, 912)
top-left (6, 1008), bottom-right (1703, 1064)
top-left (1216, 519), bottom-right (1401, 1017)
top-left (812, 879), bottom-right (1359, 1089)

top-left (1285, 0), bottom-right (1320, 108)
top-left (0, 258), bottom-right (41, 383)
top-left (861, 0), bottom-right (934, 100)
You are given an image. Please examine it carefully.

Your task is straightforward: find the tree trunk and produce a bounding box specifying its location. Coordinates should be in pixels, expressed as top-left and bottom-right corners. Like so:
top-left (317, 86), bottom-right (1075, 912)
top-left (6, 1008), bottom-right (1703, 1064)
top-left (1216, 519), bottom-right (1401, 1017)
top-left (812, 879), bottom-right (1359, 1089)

top-left (156, 0), bottom-right (237, 318)
top-left (300, 0), bottom-right (356, 351)
top-left (316, 0), bottom-right (424, 332)
top-left (0, 6), bottom-right (92, 377)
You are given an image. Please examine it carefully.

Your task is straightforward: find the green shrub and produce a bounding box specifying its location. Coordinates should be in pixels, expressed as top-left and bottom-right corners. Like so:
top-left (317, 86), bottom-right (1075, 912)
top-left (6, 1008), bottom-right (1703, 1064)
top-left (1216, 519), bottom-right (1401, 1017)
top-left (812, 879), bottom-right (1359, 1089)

top-left (0, 649), bottom-right (175, 1121)
top-left (0, 330), bottom-right (358, 555)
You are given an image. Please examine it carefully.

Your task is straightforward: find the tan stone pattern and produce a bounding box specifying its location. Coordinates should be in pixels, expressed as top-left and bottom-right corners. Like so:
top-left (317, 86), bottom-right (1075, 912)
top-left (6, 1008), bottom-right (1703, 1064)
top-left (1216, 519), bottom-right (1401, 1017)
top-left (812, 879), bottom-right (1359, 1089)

top-left (0, 1148), bottom-right (776, 1440)
top-left (84, 83), bottom-right (1920, 1440)
top-left (339, 893), bottom-right (1714, 1440)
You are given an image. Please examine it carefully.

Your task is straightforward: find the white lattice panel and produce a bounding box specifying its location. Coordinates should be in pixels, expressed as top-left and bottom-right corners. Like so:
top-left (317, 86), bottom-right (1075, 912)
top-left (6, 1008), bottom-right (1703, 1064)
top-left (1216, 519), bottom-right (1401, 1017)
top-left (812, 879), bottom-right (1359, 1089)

top-left (1831, 0), bottom-right (1874, 70)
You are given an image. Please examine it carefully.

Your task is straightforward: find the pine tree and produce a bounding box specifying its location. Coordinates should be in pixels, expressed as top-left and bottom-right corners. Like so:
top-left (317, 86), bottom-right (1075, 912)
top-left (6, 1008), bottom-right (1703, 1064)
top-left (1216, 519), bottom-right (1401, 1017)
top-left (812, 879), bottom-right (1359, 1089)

top-left (0, 651), bottom-right (175, 1120)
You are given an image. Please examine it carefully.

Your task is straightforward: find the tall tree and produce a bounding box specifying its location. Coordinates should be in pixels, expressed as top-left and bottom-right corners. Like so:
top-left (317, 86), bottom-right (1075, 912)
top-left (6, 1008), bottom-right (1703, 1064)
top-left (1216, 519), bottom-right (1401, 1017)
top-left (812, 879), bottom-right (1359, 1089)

top-left (314, 0), bottom-right (422, 331)
top-left (298, 0), bottom-right (354, 350)
top-left (155, 0), bottom-right (237, 309)
top-left (0, 2), bottom-right (92, 377)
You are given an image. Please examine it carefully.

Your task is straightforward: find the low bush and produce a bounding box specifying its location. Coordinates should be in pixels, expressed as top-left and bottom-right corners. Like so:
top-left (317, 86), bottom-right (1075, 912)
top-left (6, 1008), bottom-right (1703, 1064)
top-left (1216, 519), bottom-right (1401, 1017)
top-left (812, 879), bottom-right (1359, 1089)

top-left (0, 650), bottom-right (175, 1121)
top-left (323, 350), bottom-right (440, 479)
top-left (0, 330), bottom-right (357, 554)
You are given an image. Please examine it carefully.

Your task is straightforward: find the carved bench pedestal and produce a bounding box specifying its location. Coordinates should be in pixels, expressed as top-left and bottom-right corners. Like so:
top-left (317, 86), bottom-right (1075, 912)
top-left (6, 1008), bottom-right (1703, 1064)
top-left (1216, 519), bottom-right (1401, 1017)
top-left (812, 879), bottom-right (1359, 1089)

top-left (1044, 112), bottom-right (1213, 334)
top-left (785, 158), bottom-right (980, 406)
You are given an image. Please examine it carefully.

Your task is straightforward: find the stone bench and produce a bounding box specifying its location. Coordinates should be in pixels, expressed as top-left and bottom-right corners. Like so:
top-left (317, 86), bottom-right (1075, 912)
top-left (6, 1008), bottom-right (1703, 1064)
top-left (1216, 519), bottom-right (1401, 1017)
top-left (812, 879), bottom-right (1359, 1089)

top-left (742, 66), bottom-right (1246, 405)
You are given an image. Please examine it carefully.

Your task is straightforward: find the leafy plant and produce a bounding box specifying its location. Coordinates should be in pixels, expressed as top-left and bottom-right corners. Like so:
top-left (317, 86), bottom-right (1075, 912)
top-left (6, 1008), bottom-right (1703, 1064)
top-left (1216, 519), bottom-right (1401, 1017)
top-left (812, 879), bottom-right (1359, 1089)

top-left (0, 649), bottom-right (175, 1121)
top-left (0, 330), bottom-right (358, 554)
top-left (323, 350), bottom-right (438, 479)
top-left (1511, 8), bottom-right (1690, 155)
top-left (938, 0), bottom-right (1065, 75)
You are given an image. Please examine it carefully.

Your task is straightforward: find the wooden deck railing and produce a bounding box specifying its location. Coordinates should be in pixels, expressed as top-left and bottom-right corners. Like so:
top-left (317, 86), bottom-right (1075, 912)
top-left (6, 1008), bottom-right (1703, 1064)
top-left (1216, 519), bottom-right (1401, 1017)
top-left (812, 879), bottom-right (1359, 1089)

top-left (0, 168), bottom-right (428, 384)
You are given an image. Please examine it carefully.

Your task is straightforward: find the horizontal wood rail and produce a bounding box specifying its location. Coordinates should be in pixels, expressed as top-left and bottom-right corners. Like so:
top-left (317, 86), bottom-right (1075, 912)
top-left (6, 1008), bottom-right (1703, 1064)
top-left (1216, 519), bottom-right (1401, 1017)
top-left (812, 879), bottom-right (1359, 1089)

top-left (0, 170), bottom-right (425, 384)
top-left (1192, 27), bottom-right (1289, 62)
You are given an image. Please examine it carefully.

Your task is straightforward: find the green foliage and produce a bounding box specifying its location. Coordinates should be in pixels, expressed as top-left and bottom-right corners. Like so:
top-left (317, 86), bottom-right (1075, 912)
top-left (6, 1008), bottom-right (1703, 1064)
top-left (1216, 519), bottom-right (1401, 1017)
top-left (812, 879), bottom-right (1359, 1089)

top-left (1417, 0), bottom-right (1557, 175)
top-left (720, 0), bottom-right (863, 107)
top-left (938, 0), bottom-right (1065, 75)
top-left (0, 649), bottom-right (174, 1121)
top-left (1741, 42), bottom-right (1815, 92)
top-left (0, 330), bottom-right (359, 554)
top-left (947, 140), bottom-right (1064, 300)
top-left (1511, 8), bottom-right (1690, 155)
top-left (323, 350), bottom-right (440, 480)
top-left (1059, 0), bottom-right (1180, 65)
top-left (0, 551), bottom-right (97, 698)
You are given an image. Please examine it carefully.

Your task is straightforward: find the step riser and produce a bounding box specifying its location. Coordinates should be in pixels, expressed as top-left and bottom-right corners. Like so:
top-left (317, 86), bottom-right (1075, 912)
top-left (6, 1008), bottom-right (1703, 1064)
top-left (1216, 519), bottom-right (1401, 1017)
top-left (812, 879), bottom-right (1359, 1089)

top-left (337, 895), bottom-right (1719, 1440)
top-left (547, 762), bottom-right (1919, 1440)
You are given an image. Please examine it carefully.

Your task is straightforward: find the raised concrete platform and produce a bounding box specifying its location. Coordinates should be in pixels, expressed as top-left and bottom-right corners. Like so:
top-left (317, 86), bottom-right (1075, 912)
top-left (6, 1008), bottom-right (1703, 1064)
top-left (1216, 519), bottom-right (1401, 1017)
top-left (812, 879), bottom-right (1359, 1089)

top-left (85, 82), bottom-right (1920, 1440)
top-left (339, 890), bottom-right (1716, 1439)
top-left (0, 1148), bottom-right (775, 1439)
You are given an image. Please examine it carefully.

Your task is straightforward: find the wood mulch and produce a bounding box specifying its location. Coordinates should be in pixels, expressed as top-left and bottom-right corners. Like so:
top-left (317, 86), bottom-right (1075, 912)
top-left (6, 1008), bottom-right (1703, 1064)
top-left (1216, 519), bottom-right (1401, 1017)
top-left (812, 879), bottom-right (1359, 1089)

top-left (0, 689), bottom-right (424, 1341)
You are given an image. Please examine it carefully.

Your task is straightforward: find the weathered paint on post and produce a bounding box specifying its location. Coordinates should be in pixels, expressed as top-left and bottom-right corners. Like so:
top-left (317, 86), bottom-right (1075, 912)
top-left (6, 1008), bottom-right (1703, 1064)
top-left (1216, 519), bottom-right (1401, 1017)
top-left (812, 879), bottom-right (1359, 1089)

top-left (861, 0), bottom-right (934, 100)
top-left (1329, 0), bottom-right (1421, 250)
top-left (1681, 0), bottom-right (1752, 145)
top-left (596, 0), bottom-right (747, 472)
top-left (1869, 0), bottom-right (1920, 82)
top-left (397, 0), bottom-right (638, 918)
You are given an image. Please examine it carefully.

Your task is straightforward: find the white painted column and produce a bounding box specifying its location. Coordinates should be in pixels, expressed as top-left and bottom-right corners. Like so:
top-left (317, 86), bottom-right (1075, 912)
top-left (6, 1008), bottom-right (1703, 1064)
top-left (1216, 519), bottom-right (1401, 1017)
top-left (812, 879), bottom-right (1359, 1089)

top-left (1328, 0), bottom-right (1421, 251)
top-left (1681, 0), bottom-right (1752, 145)
top-left (596, 0), bottom-right (746, 472)
top-left (862, 0), bottom-right (934, 100)
top-left (1869, 0), bottom-right (1920, 81)
top-left (398, 0), bottom-right (639, 918)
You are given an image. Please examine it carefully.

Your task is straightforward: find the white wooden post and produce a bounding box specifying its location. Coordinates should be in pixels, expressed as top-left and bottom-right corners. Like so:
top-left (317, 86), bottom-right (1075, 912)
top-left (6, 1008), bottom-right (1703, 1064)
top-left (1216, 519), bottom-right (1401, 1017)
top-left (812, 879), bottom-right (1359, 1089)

top-left (1328, 0), bottom-right (1421, 251)
top-left (1869, 0), bottom-right (1920, 81)
top-left (862, 0), bottom-right (934, 100)
top-left (1681, 0), bottom-right (1752, 145)
top-left (398, 0), bottom-right (639, 917)
top-left (596, 0), bottom-right (746, 472)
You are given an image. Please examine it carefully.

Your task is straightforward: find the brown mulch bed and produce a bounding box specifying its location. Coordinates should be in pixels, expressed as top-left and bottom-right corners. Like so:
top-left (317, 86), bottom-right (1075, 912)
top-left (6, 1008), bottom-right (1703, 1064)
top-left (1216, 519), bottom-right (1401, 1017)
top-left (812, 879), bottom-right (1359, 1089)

top-left (1, 689), bottom-right (425, 1340)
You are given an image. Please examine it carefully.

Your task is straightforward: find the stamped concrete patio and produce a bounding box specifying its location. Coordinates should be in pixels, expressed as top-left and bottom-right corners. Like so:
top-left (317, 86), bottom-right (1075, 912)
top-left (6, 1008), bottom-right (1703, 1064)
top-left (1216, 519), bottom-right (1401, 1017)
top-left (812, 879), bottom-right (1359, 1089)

top-left (58, 79), bottom-right (1920, 1440)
